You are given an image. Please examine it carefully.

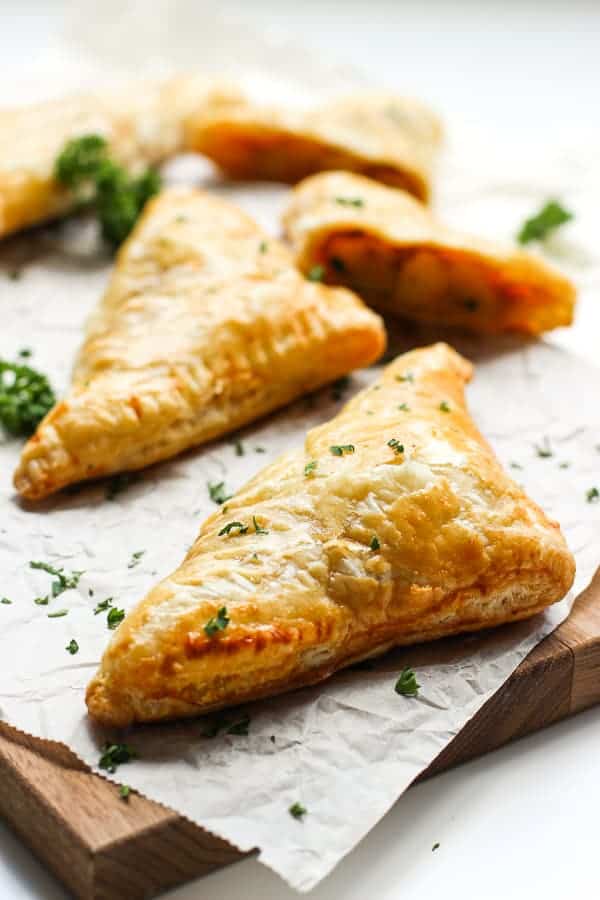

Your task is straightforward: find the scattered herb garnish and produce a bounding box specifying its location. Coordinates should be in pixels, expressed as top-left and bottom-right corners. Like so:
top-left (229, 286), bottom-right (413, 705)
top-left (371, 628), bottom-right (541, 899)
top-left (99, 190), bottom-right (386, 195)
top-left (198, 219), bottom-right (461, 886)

top-left (34, 596), bottom-right (49, 606)
top-left (397, 403), bottom-right (410, 412)
top-left (304, 460), bottom-right (318, 477)
top-left (517, 200), bottom-right (573, 244)
top-left (219, 521), bottom-right (248, 536)
top-left (128, 550), bottom-right (145, 569)
top-left (330, 256), bottom-right (346, 272)
top-left (30, 560), bottom-right (84, 598)
top-left (0, 359), bottom-right (55, 436)
top-left (93, 597), bottom-right (113, 615)
top-left (432, 842), bottom-right (440, 852)
top-left (289, 802), bottom-right (307, 819)
top-left (439, 402), bottom-right (451, 413)
top-left (395, 667), bottom-right (420, 696)
top-left (510, 461), bottom-right (523, 470)
top-left (330, 444), bottom-right (355, 456)
top-left (331, 375), bottom-right (350, 401)
top-left (98, 742), bottom-right (136, 774)
top-left (204, 606), bottom-right (229, 637)
top-left (586, 487), bottom-right (599, 503)
top-left (47, 609), bottom-right (69, 618)
top-left (387, 438), bottom-right (404, 455)
top-left (18, 348), bottom-right (32, 358)
top-left (255, 446), bottom-right (266, 453)
top-left (119, 784), bottom-right (131, 800)
top-left (233, 437), bottom-right (244, 456)
top-left (208, 480), bottom-right (232, 505)
top-left (370, 535), bottom-right (380, 551)
top-left (253, 516), bottom-right (269, 535)
top-left (559, 461), bottom-right (571, 469)
top-left (55, 134), bottom-right (161, 247)
top-left (259, 240), bottom-right (268, 254)
top-left (66, 638), bottom-right (79, 654)
top-left (106, 472), bottom-right (137, 500)
top-left (1, 597), bottom-right (12, 605)
top-left (334, 196), bottom-right (364, 208)
top-left (307, 264), bottom-right (325, 282)
top-left (534, 438), bottom-right (553, 458)
top-left (395, 372), bottom-right (414, 383)
top-left (107, 607), bottom-right (125, 629)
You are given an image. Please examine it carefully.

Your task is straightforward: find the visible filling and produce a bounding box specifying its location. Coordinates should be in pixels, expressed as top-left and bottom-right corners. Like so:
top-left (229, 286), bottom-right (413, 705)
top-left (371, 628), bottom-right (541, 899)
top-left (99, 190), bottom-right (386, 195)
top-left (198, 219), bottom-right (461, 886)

top-left (315, 231), bottom-right (567, 334)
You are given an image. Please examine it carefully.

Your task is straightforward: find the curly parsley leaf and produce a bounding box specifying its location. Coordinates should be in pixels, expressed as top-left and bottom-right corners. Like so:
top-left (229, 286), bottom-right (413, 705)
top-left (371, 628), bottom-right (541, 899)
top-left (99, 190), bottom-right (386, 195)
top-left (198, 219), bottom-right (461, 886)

top-left (387, 438), bottom-right (404, 455)
top-left (334, 196), bottom-right (364, 208)
top-left (98, 742), bottom-right (136, 774)
top-left (208, 481), bottom-right (232, 505)
top-left (329, 444), bottom-right (355, 456)
top-left (0, 359), bottom-right (55, 436)
top-left (395, 667), bottom-right (420, 697)
top-left (107, 606), bottom-right (125, 630)
top-left (30, 560), bottom-right (84, 598)
top-left (517, 200), bottom-right (573, 244)
top-left (586, 487), bottom-right (599, 503)
top-left (289, 802), bottom-right (307, 819)
top-left (66, 638), bottom-right (79, 654)
top-left (204, 605), bottom-right (229, 638)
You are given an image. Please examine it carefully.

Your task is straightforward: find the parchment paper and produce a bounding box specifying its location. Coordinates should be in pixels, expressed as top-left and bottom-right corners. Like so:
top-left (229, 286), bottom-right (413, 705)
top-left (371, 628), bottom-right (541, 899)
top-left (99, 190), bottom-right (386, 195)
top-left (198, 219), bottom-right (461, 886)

top-left (1, 3), bottom-right (599, 892)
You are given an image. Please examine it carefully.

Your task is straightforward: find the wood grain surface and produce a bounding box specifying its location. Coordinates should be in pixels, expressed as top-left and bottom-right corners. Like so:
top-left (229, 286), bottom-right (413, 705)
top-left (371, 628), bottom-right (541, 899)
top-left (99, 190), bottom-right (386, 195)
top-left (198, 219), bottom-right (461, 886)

top-left (1, 569), bottom-right (599, 900)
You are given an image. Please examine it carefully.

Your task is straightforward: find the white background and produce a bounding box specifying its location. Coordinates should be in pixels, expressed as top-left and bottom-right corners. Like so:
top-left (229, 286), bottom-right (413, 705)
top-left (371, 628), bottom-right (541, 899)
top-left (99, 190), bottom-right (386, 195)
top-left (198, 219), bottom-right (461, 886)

top-left (1, 1), bottom-right (599, 898)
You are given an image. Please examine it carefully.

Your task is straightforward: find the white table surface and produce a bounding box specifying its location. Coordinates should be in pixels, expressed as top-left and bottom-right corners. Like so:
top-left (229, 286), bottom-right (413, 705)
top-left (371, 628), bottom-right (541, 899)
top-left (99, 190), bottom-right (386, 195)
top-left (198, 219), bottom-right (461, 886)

top-left (1, 1), bottom-right (599, 898)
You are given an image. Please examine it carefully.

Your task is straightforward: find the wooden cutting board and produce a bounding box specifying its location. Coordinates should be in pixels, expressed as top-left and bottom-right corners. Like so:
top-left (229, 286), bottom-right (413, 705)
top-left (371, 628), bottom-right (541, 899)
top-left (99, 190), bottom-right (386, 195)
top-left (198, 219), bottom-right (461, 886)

top-left (1, 569), bottom-right (599, 900)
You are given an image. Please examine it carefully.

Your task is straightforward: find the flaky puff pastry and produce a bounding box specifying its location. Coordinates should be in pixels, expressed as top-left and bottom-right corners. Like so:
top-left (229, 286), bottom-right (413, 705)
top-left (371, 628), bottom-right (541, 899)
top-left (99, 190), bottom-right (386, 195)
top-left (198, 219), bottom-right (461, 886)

top-left (283, 171), bottom-right (576, 335)
top-left (186, 93), bottom-right (442, 202)
top-left (86, 343), bottom-right (574, 727)
top-left (0, 75), bottom-right (243, 238)
top-left (14, 188), bottom-right (385, 500)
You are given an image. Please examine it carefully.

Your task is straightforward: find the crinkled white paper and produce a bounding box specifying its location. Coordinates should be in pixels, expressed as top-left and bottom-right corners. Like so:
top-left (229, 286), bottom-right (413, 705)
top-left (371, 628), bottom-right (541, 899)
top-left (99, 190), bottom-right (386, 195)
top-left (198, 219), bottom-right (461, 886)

top-left (1, 3), bottom-right (599, 892)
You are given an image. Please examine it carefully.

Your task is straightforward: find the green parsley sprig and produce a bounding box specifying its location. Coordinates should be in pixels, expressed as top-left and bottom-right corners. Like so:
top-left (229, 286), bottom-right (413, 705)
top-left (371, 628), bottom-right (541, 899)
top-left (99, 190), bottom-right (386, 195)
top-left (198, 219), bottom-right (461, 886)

top-left (395, 667), bottom-right (420, 696)
top-left (204, 606), bottom-right (230, 637)
top-left (0, 359), bottom-right (55, 436)
top-left (99, 742), bottom-right (136, 774)
top-left (55, 134), bottom-right (161, 247)
top-left (517, 200), bottom-right (573, 245)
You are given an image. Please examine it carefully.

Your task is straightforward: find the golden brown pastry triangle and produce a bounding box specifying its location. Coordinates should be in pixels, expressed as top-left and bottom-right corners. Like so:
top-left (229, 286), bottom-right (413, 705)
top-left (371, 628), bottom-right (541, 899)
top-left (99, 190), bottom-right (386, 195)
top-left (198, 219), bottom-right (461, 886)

top-left (14, 187), bottom-right (385, 499)
top-left (86, 342), bottom-right (574, 726)
top-left (0, 75), bottom-right (243, 238)
top-left (283, 171), bottom-right (576, 335)
top-left (186, 92), bottom-right (442, 202)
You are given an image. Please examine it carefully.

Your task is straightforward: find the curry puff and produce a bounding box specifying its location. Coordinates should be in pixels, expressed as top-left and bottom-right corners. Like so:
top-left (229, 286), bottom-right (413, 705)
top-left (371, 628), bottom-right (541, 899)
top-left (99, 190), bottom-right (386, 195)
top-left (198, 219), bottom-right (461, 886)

top-left (187, 92), bottom-right (442, 203)
top-left (14, 188), bottom-right (385, 500)
top-left (0, 75), bottom-right (243, 239)
top-left (283, 172), bottom-right (576, 335)
top-left (86, 343), bottom-right (574, 726)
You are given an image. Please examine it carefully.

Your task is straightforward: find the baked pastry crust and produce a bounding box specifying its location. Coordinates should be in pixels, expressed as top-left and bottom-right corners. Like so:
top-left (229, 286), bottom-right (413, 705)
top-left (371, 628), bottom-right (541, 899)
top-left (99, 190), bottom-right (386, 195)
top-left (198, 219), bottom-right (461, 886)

top-left (283, 171), bottom-right (576, 335)
top-left (86, 342), bottom-right (575, 727)
top-left (0, 75), bottom-right (242, 238)
top-left (186, 93), bottom-right (442, 202)
top-left (14, 187), bottom-right (384, 500)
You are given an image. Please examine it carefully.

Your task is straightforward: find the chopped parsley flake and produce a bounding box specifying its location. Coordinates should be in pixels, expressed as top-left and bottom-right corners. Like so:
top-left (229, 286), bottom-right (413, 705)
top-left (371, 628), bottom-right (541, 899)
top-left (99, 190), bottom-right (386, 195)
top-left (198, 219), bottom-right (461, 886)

top-left (127, 550), bottom-right (145, 569)
top-left (439, 402), bottom-right (451, 413)
top-left (255, 446), bottom-right (266, 453)
top-left (510, 462), bottom-right (523, 470)
top-left (432, 842), bottom-right (440, 852)
top-left (30, 560), bottom-right (84, 598)
top-left (395, 667), bottom-right (420, 696)
top-left (253, 516), bottom-right (269, 535)
top-left (0, 358), bottom-right (55, 436)
top-left (18, 348), bottom-right (32, 358)
top-left (289, 802), bottom-right (307, 819)
top-left (204, 605), bottom-right (229, 637)
top-left (517, 200), bottom-right (573, 244)
top-left (387, 438), bottom-right (404, 455)
top-left (397, 403), bottom-right (410, 411)
top-left (1, 597), bottom-right (12, 605)
top-left (47, 609), bottom-right (68, 618)
top-left (208, 480), bottom-right (232, 505)
top-left (395, 372), bottom-right (414, 383)
top-left (370, 535), bottom-right (380, 551)
top-left (534, 438), bottom-right (553, 458)
top-left (119, 784), bottom-right (131, 800)
top-left (107, 606), bottom-right (125, 629)
top-left (334, 196), bottom-right (364, 208)
top-left (259, 240), bottom-right (268, 253)
top-left (66, 638), bottom-right (79, 654)
top-left (329, 444), bottom-right (355, 456)
top-left (307, 264), bottom-right (325, 282)
top-left (233, 437), bottom-right (244, 456)
top-left (219, 521), bottom-right (248, 536)
top-left (586, 487), bottom-right (599, 503)
top-left (559, 461), bottom-right (571, 469)
top-left (98, 742), bottom-right (136, 774)
top-left (93, 597), bottom-right (113, 615)
top-left (304, 460), bottom-right (318, 477)
top-left (34, 596), bottom-right (49, 606)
